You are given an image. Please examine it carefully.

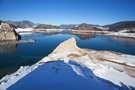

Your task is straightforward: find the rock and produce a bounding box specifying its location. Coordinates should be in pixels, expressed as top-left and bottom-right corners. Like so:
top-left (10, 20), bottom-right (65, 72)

top-left (1, 23), bottom-right (13, 31)
top-left (0, 22), bottom-right (21, 41)
top-left (0, 81), bottom-right (5, 85)
top-left (50, 37), bottom-right (80, 54)
top-left (18, 39), bottom-right (36, 43)
top-left (9, 76), bottom-right (15, 80)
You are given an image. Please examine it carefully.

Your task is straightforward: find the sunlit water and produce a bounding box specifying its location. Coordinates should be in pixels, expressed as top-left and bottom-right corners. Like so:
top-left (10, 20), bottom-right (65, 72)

top-left (0, 30), bottom-right (135, 78)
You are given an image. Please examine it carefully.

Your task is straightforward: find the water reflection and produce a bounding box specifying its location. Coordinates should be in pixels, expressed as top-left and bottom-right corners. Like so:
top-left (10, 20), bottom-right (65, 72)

top-left (0, 41), bottom-right (18, 53)
top-left (42, 30), bottom-right (94, 40)
top-left (42, 31), bottom-right (60, 36)
top-left (94, 35), bottom-right (135, 48)
top-left (75, 34), bottom-right (94, 40)
top-left (110, 37), bottom-right (135, 48)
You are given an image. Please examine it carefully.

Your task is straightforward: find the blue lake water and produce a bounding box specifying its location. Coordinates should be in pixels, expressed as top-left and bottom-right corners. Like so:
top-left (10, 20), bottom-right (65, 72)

top-left (0, 30), bottom-right (135, 78)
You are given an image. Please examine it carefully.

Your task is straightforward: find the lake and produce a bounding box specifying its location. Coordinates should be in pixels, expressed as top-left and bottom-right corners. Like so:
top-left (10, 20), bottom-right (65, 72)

top-left (0, 30), bottom-right (135, 79)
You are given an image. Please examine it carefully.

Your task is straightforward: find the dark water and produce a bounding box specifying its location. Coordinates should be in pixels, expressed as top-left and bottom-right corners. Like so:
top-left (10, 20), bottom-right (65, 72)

top-left (0, 30), bottom-right (135, 79)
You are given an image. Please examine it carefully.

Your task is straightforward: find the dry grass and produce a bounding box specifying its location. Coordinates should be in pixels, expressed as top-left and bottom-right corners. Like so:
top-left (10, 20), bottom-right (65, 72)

top-left (108, 51), bottom-right (123, 55)
top-left (124, 67), bottom-right (135, 73)
top-left (100, 51), bottom-right (123, 55)
top-left (96, 57), bottom-right (135, 68)
top-left (129, 74), bottom-right (135, 78)
top-left (68, 54), bottom-right (80, 58)
top-left (113, 68), bottom-right (123, 72)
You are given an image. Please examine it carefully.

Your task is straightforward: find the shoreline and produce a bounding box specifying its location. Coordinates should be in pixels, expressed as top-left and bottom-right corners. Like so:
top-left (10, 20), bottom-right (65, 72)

top-left (72, 30), bottom-right (135, 39)
top-left (15, 28), bottom-right (135, 39)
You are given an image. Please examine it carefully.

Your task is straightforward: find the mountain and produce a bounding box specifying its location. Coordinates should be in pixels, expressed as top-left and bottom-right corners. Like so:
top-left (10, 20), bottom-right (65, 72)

top-left (5, 20), bottom-right (36, 28)
top-left (59, 24), bottom-right (79, 29)
top-left (103, 21), bottom-right (131, 27)
top-left (34, 24), bottom-right (60, 29)
top-left (90, 24), bottom-right (101, 27)
top-left (73, 23), bottom-right (95, 30)
top-left (103, 21), bottom-right (135, 31)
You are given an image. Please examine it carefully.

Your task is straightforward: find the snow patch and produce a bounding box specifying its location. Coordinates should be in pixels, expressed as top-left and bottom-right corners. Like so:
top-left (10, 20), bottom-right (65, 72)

top-left (6, 60), bottom-right (116, 90)
top-left (118, 30), bottom-right (130, 33)
top-left (105, 32), bottom-right (135, 38)
top-left (15, 28), bottom-right (33, 32)
top-left (0, 64), bottom-right (42, 90)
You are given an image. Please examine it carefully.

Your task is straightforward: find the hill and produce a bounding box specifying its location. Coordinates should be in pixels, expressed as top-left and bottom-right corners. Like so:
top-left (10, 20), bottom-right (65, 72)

top-left (60, 24), bottom-right (78, 29)
top-left (73, 23), bottom-right (94, 30)
top-left (5, 20), bottom-right (36, 28)
top-left (104, 21), bottom-right (135, 31)
top-left (34, 24), bottom-right (60, 29)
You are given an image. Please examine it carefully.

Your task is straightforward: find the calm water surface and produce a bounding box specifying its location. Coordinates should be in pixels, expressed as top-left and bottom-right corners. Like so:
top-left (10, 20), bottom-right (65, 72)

top-left (0, 30), bottom-right (135, 78)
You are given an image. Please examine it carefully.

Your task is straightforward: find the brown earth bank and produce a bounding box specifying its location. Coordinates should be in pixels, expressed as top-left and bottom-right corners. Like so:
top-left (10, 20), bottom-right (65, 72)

top-left (72, 30), bottom-right (135, 39)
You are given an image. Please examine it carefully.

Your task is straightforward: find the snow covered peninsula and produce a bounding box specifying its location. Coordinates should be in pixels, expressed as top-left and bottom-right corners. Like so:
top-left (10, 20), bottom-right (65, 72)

top-left (0, 38), bottom-right (135, 90)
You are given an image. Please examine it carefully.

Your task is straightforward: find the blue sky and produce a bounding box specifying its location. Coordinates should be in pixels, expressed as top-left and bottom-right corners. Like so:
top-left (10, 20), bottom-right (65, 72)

top-left (0, 0), bottom-right (135, 25)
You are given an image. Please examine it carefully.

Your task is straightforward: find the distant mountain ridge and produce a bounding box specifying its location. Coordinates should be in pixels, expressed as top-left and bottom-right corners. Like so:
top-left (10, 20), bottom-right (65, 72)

top-left (2, 20), bottom-right (135, 31)
top-left (5, 20), bottom-right (36, 28)
top-left (103, 21), bottom-right (135, 31)
top-left (59, 24), bottom-right (79, 29)
top-left (34, 24), bottom-right (60, 29)
top-left (103, 21), bottom-right (132, 27)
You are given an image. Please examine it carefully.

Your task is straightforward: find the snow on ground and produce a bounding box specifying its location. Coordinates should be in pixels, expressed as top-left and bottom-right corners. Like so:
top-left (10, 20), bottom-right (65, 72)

top-left (118, 30), bottom-right (130, 33)
top-left (18, 33), bottom-right (33, 35)
top-left (105, 32), bottom-right (135, 38)
top-left (81, 52), bottom-right (135, 88)
top-left (15, 28), bottom-right (63, 34)
top-left (15, 28), bottom-right (63, 32)
top-left (0, 64), bottom-right (42, 90)
top-left (15, 28), bottom-right (33, 32)
top-left (40, 51), bottom-right (135, 89)
top-left (33, 29), bottom-right (63, 33)
top-left (101, 53), bottom-right (135, 67)
top-left (84, 59), bottom-right (135, 87)
top-left (6, 60), bottom-right (116, 90)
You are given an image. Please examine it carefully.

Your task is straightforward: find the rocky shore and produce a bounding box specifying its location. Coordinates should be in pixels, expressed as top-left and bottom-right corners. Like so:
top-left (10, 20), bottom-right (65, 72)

top-left (0, 22), bottom-right (21, 41)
